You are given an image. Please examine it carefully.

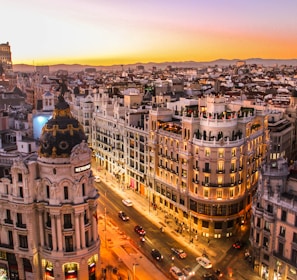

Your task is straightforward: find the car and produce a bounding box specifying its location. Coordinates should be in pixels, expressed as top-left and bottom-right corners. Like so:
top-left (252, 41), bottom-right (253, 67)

top-left (202, 273), bottom-right (218, 280)
top-left (171, 247), bottom-right (187, 259)
top-left (169, 266), bottom-right (186, 280)
top-left (232, 240), bottom-right (244, 249)
top-left (118, 211), bottom-right (129, 221)
top-left (182, 265), bottom-right (195, 277)
top-left (122, 199), bottom-right (133, 207)
top-left (94, 176), bottom-right (101, 183)
top-left (134, 225), bottom-right (146, 236)
top-left (151, 249), bottom-right (163, 261)
top-left (196, 256), bottom-right (212, 269)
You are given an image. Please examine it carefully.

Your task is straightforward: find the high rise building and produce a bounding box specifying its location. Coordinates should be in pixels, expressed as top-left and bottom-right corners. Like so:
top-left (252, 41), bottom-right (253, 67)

top-left (0, 88), bottom-right (100, 279)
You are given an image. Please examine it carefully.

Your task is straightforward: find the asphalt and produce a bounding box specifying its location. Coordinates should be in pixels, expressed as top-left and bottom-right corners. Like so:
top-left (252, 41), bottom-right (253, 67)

top-left (94, 166), bottom-right (262, 280)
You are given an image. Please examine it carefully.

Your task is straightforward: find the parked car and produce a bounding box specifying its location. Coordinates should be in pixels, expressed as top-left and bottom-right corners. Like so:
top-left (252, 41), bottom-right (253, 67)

top-left (196, 256), bottom-right (212, 269)
top-left (134, 225), bottom-right (146, 236)
top-left (122, 199), bottom-right (133, 207)
top-left (151, 249), bottom-right (163, 261)
top-left (118, 211), bottom-right (129, 221)
top-left (182, 265), bottom-right (195, 277)
top-left (169, 266), bottom-right (186, 280)
top-left (171, 247), bottom-right (187, 259)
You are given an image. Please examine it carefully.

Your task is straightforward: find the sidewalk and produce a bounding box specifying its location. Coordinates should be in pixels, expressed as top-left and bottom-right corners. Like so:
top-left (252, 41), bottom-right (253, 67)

top-left (94, 166), bottom-right (261, 280)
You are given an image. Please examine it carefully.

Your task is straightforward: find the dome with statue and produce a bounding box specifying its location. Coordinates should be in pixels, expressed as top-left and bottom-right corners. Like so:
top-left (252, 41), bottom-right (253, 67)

top-left (38, 82), bottom-right (87, 158)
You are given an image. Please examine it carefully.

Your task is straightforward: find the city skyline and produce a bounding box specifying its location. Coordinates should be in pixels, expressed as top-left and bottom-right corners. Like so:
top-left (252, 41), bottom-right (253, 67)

top-left (3, 0), bottom-right (297, 66)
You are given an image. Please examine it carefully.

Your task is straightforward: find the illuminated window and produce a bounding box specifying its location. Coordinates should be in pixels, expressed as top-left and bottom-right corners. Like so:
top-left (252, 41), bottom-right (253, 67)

top-left (230, 188), bottom-right (234, 198)
top-left (204, 189), bottom-right (209, 198)
top-left (231, 148), bottom-right (236, 157)
top-left (218, 150), bottom-right (224, 158)
top-left (205, 149), bottom-right (210, 157)
top-left (217, 189), bottom-right (222, 199)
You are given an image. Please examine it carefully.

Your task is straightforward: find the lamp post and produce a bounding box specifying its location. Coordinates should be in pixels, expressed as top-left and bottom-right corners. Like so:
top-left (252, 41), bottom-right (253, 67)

top-left (132, 263), bottom-right (139, 280)
top-left (104, 207), bottom-right (107, 248)
top-left (189, 210), bottom-right (192, 243)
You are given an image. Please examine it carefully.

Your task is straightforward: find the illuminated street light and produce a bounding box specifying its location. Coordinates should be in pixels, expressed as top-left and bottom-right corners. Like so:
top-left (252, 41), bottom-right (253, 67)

top-left (132, 263), bottom-right (139, 280)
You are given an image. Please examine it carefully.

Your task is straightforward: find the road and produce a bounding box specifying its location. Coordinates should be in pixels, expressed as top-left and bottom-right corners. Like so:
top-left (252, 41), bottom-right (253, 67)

top-left (95, 180), bottom-right (239, 279)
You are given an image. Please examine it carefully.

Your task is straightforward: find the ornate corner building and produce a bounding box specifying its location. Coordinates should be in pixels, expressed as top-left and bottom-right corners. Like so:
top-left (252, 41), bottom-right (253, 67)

top-left (147, 95), bottom-right (270, 238)
top-left (0, 94), bottom-right (100, 279)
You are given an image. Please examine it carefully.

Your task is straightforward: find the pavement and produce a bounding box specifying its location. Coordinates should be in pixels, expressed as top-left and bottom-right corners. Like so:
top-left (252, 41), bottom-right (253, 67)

top-left (94, 166), bottom-right (262, 280)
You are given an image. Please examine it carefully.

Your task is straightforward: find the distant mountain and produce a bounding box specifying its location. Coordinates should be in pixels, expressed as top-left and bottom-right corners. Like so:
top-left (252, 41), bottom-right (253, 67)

top-left (12, 58), bottom-right (297, 73)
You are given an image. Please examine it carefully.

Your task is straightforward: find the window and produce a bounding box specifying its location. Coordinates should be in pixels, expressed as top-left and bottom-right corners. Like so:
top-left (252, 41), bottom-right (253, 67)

top-left (64, 187), bottom-right (69, 200)
top-left (65, 236), bottom-right (73, 252)
top-left (205, 149), bottom-right (210, 157)
top-left (19, 235), bottom-right (28, 249)
top-left (279, 226), bottom-right (286, 237)
top-left (48, 234), bottom-right (53, 250)
top-left (84, 210), bottom-right (88, 224)
top-left (46, 212), bottom-right (51, 227)
top-left (8, 231), bottom-right (13, 247)
top-left (19, 187), bottom-right (23, 198)
top-left (218, 150), bottom-right (224, 158)
top-left (18, 173), bottom-right (23, 182)
top-left (229, 188), bottom-right (234, 198)
top-left (82, 183), bottom-right (85, 196)
top-left (202, 220), bottom-right (209, 228)
top-left (263, 236), bottom-right (269, 249)
top-left (217, 190), bottom-right (222, 199)
top-left (278, 242), bottom-right (284, 256)
top-left (256, 217), bottom-right (261, 227)
top-left (64, 214), bottom-right (72, 229)
top-left (204, 189), bottom-right (209, 198)
top-left (231, 148), bottom-right (236, 157)
top-left (292, 249), bottom-right (297, 265)
top-left (281, 210), bottom-right (287, 222)
top-left (293, 232), bottom-right (297, 244)
top-left (46, 185), bottom-right (50, 198)
top-left (214, 222), bottom-right (222, 229)
top-left (264, 221), bottom-right (270, 232)
top-left (17, 213), bottom-right (24, 227)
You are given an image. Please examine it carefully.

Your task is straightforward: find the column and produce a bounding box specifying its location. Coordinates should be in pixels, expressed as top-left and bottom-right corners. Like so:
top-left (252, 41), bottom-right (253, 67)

top-left (51, 215), bottom-right (57, 251)
top-left (75, 214), bottom-right (81, 249)
top-left (56, 215), bottom-right (63, 251)
top-left (80, 214), bottom-right (86, 248)
top-left (92, 209), bottom-right (98, 241)
top-left (38, 211), bottom-right (44, 246)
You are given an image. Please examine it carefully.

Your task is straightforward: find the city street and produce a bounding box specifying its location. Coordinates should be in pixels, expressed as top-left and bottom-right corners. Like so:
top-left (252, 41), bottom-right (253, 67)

top-left (93, 165), bottom-right (262, 280)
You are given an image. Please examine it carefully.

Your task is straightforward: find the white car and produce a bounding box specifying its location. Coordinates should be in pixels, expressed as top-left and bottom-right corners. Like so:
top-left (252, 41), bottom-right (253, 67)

top-left (122, 199), bottom-right (133, 207)
top-left (196, 256), bottom-right (212, 269)
top-left (169, 266), bottom-right (186, 280)
top-left (94, 176), bottom-right (101, 183)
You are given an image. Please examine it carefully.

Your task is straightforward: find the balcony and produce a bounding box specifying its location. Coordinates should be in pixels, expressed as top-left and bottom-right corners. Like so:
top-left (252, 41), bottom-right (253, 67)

top-left (202, 168), bottom-right (211, 173)
top-left (16, 223), bottom-right (27, 229)
top-left (263, 210), bottom-right (275, 222)
top-left (230, 168), bottom-right (237, 173)
top-left (216, 169), bottom-right (225, 174)
top-left (4, 219), bottom-right (13, 225)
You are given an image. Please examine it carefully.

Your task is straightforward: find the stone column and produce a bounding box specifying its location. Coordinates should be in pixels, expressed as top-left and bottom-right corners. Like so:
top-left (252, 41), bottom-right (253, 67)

top-left (51, 215), bottom-right (57, 251)
top-left (56, 215), bottom-right (63, 251)
top-left (38, 211), bottom-right (44, 246)
top-left (75, 213), bottom-right (81, 249)
top-left (80, 214), bottom-right (86, 248)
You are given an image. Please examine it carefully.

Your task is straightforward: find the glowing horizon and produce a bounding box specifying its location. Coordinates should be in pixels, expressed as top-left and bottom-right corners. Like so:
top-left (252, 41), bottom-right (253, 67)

top-left (3, 0), bottom-right (297, 67)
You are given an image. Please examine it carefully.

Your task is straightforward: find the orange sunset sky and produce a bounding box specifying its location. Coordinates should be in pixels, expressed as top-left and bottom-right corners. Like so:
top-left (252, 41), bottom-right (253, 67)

top-left (2, 0), bottom-right (297, 66)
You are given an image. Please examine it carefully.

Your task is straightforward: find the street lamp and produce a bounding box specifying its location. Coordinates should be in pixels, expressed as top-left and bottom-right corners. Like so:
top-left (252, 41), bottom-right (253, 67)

top-left (132, 263), bottom-right (139, 280)
top-left (189, 210), bottom-right (192, 243)
top-left (104, 207), bottom-right (107, 248)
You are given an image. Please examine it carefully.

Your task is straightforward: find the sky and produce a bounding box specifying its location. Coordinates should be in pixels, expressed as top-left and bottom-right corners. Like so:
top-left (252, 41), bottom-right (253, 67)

top-left (2, 0), bottom-right (297, 66)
